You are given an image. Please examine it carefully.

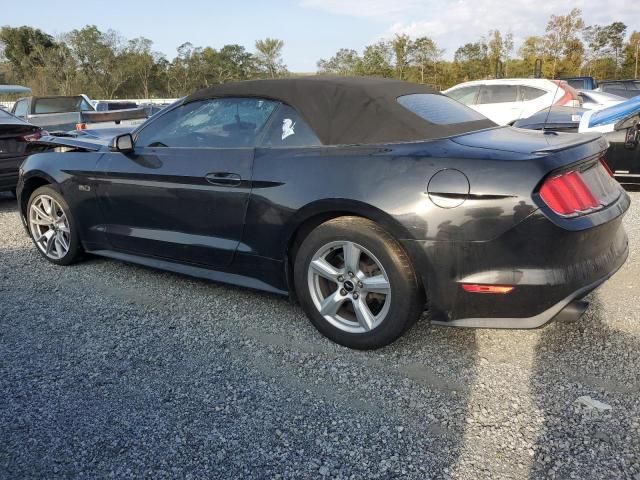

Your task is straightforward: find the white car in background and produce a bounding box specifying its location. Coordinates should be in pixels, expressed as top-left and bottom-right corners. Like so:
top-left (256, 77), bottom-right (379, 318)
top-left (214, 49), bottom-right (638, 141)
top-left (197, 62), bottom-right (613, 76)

top-left (577, 90), bottom-right (626, 110)
top-left (443, 79), bottom-right (581, 125)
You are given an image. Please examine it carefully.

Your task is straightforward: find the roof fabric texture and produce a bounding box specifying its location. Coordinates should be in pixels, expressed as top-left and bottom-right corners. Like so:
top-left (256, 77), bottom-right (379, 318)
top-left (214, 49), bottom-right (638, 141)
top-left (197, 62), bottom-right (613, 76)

top-left (184, 76), bottom-right (495, 145)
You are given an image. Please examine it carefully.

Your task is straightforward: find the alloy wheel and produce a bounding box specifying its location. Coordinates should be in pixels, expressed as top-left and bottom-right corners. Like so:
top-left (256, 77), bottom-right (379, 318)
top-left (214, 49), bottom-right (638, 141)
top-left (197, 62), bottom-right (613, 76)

top-left (29, 194), bottom-right (71, 260)
top-left (307, 240), bottom-right (391, 334)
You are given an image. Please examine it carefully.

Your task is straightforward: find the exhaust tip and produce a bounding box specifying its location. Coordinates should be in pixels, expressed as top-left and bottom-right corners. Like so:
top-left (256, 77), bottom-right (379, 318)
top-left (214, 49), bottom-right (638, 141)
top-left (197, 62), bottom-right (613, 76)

top-left (555, 300), bottom-right (589, 323)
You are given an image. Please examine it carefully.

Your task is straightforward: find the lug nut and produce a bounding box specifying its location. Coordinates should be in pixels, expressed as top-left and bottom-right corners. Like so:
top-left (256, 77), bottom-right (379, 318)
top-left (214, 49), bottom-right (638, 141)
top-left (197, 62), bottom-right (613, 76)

top-left (358, 281), bottom-right (363, 288)
top-left (353, 292), bottom-right (359, 300)
top-left (337, 275), bottom-right (344, 282)
top-left (340, 289), bottom-right (347, 296)
top-left (348, 271), bottom-right (354, 277)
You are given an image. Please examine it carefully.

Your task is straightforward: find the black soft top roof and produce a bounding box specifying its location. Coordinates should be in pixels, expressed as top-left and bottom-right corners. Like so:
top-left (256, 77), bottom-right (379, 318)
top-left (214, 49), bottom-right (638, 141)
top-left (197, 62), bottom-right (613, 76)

top-left (184, 76), bottom-right (494, 145)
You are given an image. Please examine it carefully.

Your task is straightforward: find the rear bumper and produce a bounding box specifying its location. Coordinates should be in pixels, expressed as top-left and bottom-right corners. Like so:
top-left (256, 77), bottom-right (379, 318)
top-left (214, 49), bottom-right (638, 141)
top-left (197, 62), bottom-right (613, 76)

top-left (430, 250), bottom-right (626, 328)
top-left (402, 201), bottom-right (629, 329)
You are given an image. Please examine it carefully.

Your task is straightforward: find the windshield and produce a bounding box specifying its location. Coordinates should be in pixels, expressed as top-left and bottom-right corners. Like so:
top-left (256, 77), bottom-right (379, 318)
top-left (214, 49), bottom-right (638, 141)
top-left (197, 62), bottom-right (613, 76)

top-left (34, 97), bottom-right (94, 114)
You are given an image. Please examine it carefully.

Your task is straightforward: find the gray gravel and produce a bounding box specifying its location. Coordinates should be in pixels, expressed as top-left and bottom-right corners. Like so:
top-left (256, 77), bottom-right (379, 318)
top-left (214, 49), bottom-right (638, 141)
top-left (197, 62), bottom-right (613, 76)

top-left (1, 190), bottom-right (639, 479)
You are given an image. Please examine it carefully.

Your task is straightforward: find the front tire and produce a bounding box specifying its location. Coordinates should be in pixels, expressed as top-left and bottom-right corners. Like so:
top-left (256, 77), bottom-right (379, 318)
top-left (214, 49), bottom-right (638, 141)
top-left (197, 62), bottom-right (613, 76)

top-left (294, 216), bottom-right (424, 350)
top-left (27, 185), bottom-right (82, 266)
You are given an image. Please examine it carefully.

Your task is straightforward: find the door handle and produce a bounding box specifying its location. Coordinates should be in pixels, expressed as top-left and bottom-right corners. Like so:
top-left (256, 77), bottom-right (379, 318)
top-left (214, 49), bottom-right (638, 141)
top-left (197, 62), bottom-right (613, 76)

top-left (205, 172), bottom-right (242, 187)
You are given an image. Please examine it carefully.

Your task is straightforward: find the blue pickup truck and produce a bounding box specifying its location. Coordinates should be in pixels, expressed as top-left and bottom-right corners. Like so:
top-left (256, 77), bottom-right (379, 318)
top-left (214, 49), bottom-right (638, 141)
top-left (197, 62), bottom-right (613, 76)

top-left (557, 76), bottom-right (598, 90)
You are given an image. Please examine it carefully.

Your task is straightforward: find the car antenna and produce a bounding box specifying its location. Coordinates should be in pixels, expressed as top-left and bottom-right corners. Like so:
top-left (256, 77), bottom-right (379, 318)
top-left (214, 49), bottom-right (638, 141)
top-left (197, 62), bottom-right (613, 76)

top-left (542, 80), bottom-right (562, 133)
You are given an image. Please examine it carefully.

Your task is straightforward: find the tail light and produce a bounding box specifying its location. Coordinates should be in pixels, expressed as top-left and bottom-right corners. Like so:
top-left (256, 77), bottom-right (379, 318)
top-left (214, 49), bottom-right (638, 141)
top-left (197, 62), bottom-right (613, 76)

top-left (462, 284), bottom-right (514, 294)
top-left (539, 159), bottom-right (616, 217)
top-left (20, 129), bottom-right (46, 142)
top-left (76, 123), bottom-right (87, 130)
top-left (552, 80), bottom-right (580, 107)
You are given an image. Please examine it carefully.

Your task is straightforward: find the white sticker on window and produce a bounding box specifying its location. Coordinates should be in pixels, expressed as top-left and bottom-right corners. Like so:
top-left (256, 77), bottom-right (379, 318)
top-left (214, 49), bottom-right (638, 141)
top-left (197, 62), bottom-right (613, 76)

top-left (282, 118), bottom-right (296, 140)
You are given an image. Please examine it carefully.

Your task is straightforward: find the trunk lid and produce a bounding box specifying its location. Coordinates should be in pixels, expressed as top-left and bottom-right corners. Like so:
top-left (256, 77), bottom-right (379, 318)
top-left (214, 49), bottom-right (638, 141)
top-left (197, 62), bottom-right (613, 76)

top-left (451, 126), bottom-right (601, 155)
top-left (33, 134), bottom-right (106, 152)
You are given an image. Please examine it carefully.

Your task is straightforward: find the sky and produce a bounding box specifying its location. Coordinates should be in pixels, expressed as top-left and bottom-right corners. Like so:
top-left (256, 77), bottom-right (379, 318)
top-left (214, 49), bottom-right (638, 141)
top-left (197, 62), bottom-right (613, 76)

top-left (2, 0), bottom-right (639, 71)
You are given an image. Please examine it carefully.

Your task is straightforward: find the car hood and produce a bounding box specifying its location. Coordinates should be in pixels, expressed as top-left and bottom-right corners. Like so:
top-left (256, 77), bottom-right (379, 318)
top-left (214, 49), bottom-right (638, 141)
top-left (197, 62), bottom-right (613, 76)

top-left (450, 126), bottom-right (601, 154)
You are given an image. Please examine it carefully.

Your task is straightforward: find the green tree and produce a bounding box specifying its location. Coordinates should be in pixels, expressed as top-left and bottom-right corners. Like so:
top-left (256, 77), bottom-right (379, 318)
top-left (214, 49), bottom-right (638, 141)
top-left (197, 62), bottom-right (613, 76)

top-left (68, 26), bottom-right (130, 98)
top-left (317, 48), bottom-right (361, 75)
top-left (453, 41), bottom-right (488, 81)
top-left (359, 41), bottom-right (393, 77)
top-left (0, 26), bottom-right (55, 81)
top-left (544, 8), bottom-right (585, 77)
top-left (254, 38), bottom-right (286, 78)
top-left (621, 31), bottom-right (640, 79)
top-left (30, 35), bottom-right (78, 95)
top-left (391, 34), bottom-right (412, 80)
top-left (409, 36), bottom-right (442, 85)
top-left (125, 37), bottom-right (163, 98)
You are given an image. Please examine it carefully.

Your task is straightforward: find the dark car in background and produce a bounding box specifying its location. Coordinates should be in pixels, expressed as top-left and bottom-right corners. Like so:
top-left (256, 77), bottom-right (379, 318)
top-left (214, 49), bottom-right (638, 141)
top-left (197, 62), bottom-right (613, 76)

top-left (17, 77), bottom-right (629, 349)
top-left (599, 80), bottom-right (640, 99)
top-left (0, 109), bottom-right (45, 194)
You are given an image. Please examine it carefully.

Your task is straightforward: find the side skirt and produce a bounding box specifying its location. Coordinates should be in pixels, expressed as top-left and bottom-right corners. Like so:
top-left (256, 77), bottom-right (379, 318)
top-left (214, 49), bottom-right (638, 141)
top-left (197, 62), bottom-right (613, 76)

top-left (87, 249), bottom-right (289, 296)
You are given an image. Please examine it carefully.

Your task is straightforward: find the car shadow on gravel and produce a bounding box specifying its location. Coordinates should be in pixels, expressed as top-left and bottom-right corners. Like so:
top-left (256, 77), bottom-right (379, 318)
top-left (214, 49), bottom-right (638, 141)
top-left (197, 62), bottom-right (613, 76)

top-left (529, 293), bottom-right (640, 479)
top-left (0, 193), bottom-right (18, 212)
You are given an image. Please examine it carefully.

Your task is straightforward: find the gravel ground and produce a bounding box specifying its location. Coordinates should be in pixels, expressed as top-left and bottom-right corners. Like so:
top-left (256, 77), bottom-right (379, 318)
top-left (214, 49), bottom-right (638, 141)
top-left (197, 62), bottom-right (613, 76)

top-left (1, 191), bottom-right (639, 479)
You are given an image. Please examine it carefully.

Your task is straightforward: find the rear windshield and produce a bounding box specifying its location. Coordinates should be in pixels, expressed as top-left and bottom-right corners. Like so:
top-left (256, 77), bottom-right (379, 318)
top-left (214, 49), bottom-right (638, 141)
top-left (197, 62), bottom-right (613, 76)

top-left (397, 94), bottom-right (488, 125)
top-left (34, 97), bottom-right (93, 114)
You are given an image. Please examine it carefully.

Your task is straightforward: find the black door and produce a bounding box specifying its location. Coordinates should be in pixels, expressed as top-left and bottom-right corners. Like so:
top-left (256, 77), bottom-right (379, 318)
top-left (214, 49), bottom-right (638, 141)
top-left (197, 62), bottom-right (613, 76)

top-left (98, 97), bottom-right (279, 268)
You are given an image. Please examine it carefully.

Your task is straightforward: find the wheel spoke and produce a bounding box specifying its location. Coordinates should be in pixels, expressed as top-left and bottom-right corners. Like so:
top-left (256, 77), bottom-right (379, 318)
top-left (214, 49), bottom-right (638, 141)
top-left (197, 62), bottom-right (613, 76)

top-left (54, 237), bottom-right (64, 257)
top-left (319, 289), bottom-right (347, 317)
top-left (310, 258), bottom-right (342, 282)
top-left (45, 231), bottom-right (56, 255)
top-left (343, 242), bottom-right (361, 274)
top-left (353, 297), bottom-right (376, 331)
top-left (42, 197), bottom-right (53, 216)
top-left (32, 205), bottom-right (51, 222)
top-left (31, 217), bottom-right (52, 226)
top-left (57, 232), bottom-right (69, 251)
top-left (360, 274), bottom-right (391, 295)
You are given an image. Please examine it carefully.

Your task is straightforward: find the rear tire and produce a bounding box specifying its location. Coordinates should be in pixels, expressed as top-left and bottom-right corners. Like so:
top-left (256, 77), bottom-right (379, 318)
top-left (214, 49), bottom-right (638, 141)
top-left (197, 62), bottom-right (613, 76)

top-left (294, 216), bottom-right (423, 350)
top-left (27, 185), bottom-right (82, 266)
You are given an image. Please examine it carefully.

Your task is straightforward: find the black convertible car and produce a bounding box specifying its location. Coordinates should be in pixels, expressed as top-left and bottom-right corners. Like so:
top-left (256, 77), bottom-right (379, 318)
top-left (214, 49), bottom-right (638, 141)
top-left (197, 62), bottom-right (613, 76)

top-left (17, 77), bottom-right (630, 349)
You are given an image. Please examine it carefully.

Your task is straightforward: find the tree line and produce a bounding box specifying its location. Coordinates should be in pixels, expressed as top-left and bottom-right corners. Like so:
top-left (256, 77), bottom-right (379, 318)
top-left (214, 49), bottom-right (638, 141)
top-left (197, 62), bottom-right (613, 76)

top-left (0, 9), bottom-right (638, 99)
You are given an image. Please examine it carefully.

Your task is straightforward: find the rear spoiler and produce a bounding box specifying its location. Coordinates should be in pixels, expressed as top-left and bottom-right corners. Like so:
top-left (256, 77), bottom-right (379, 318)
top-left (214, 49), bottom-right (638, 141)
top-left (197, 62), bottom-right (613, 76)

top-left (80, 107), bottom-right (149, 124)
top-left (34, 135), bottom-right (104, 152)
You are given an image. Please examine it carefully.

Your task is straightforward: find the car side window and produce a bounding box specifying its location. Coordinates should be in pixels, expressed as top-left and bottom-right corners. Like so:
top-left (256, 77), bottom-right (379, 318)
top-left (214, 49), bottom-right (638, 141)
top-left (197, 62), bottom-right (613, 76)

top-left (477, 85), bottom-right (518, 104)
top-left (259, 104), bottom-right (322, 147)
top-left (13, 100), bottom-right (28, 117)
top-left (135, 98), bottom-right (278, 148)
top-left (446, 86), bottom-right (479, 105)
top-left (519, 86), bottom-right (546, 101)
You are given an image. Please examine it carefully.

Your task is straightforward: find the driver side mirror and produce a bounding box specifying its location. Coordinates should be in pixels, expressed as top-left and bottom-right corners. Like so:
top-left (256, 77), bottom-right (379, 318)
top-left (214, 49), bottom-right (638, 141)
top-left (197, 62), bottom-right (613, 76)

top-left (110, 133), bottom-right (134, 153)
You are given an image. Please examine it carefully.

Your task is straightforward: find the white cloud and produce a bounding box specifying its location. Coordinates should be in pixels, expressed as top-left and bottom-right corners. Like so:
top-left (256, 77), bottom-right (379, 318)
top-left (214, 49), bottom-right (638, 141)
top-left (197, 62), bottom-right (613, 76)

top-left (302, 0), bottom-right (640, 58)
top-left (300, 0), bottom-right (422, 20)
